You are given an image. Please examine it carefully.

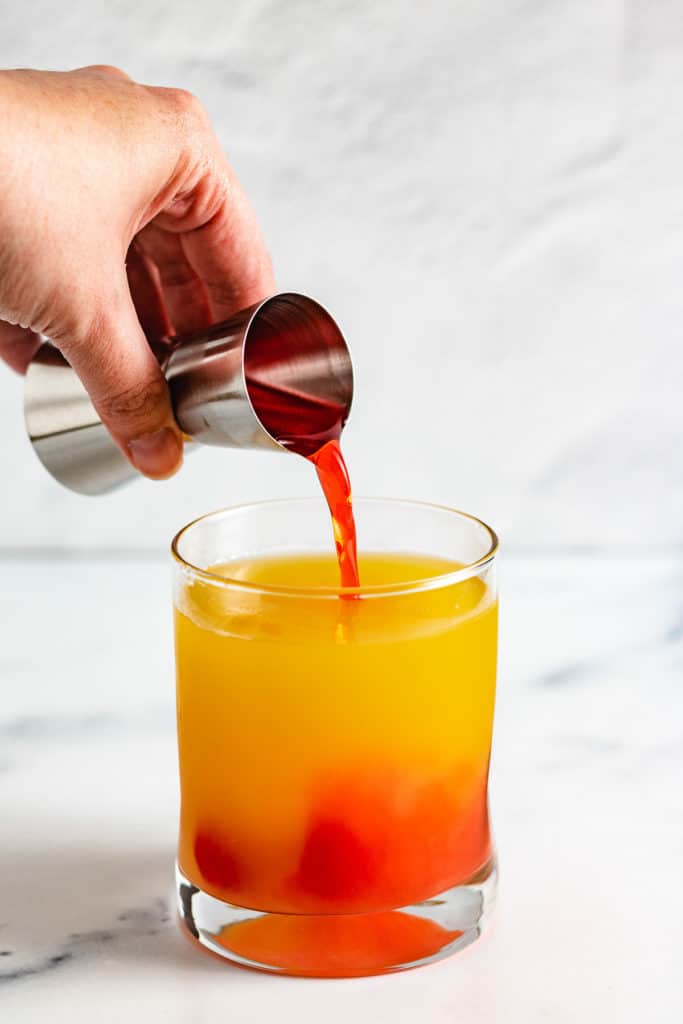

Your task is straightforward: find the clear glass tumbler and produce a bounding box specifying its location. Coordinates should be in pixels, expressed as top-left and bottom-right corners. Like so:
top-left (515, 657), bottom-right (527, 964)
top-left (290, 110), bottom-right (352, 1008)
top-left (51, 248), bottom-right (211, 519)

top-left (172, 498), bottom-right (498, 977)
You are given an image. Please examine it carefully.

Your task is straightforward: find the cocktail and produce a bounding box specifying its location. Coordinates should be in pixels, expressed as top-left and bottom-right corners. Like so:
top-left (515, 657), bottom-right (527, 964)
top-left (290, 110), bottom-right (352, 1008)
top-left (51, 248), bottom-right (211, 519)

top-left (173, 497), bottom-right (498, 977)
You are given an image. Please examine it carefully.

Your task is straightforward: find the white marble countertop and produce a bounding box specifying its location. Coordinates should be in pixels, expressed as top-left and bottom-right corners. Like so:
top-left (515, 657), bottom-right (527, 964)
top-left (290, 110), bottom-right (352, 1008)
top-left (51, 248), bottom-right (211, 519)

top-left (1, 551), bottom-right (681, 1021)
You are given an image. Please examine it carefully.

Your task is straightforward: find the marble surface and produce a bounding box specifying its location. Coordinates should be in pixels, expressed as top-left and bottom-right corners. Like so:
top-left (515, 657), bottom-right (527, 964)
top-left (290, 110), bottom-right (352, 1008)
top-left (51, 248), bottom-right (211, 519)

top-left (3, 0), bottom-right (683, 548)
top-left (1, 550), bottom-right (681, 1021)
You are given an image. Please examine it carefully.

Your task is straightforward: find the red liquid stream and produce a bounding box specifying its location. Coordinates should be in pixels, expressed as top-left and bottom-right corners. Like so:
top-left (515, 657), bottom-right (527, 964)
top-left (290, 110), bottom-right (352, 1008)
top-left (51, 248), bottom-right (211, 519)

top-left (244, 378), bottom-right (360, 588)
top-left (309, 439), bottom-right (359, 589)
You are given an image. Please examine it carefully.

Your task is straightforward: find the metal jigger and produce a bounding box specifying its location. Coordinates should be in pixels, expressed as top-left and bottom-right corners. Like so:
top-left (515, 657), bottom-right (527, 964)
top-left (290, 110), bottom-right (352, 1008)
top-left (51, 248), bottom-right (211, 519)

top-left (24, 292), bottom-right (354, 495)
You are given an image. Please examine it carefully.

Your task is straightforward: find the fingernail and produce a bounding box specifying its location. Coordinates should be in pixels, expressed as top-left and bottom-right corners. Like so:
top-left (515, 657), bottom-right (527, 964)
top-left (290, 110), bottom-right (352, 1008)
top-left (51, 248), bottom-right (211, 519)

top-left (128, 428), bottom-right (183, 479)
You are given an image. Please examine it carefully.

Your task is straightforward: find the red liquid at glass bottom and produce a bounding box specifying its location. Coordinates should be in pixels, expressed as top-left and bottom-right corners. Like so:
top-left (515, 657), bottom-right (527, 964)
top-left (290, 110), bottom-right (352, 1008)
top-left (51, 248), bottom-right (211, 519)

top-left (181, 905), bottom-right (464, 978)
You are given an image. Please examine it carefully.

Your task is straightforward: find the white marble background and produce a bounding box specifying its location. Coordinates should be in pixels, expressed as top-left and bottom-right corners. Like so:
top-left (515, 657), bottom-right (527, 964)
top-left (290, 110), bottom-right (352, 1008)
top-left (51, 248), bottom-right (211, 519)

top-left (1, 0), bottom-right (682, 550)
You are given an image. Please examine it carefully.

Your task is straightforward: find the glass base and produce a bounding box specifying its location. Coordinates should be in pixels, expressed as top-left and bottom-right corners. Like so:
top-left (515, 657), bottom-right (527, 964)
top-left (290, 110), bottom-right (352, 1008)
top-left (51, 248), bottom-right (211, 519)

top-left (176, 859), bottom-right (497, 978)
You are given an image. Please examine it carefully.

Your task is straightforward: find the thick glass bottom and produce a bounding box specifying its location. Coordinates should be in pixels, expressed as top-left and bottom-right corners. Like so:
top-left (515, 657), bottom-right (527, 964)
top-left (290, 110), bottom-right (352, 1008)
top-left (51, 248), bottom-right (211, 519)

top-left (176, 858), bottom-right (497, 978)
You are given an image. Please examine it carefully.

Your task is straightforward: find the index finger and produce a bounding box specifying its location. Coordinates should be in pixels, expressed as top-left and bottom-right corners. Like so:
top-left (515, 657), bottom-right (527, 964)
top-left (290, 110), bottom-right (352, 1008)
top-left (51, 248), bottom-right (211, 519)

top-left (155, 150), bottom-right (275, 322)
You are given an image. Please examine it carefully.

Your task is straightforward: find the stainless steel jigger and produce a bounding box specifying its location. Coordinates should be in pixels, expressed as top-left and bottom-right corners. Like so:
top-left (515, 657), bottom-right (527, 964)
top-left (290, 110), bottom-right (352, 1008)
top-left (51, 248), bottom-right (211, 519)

top-left (24, 292), bottom-right (353, 495)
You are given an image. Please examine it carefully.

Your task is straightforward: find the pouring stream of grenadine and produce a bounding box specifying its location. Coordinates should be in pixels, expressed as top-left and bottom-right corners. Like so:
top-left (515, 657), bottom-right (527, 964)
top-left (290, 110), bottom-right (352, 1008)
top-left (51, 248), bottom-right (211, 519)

top-left (308, 439), bottom-right (359, 589)
top-left (245, 376), bottom-right (360, 588)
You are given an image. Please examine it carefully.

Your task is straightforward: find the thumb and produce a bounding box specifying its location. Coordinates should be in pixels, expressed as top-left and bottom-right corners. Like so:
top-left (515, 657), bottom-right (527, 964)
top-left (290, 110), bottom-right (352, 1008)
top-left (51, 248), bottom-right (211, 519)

top-left (56, 280), bottom-right (183, 479)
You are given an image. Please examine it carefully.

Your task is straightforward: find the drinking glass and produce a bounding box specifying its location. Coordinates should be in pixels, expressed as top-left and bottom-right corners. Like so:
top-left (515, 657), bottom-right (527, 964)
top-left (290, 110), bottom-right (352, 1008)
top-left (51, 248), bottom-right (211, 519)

top-left (172, 498), bottom-right (498, 977)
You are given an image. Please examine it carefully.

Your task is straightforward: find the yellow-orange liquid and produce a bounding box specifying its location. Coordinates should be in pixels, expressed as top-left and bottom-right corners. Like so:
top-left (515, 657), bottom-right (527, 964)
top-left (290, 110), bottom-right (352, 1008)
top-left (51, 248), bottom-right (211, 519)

top-left (175, 550), bottom-right (497, 919)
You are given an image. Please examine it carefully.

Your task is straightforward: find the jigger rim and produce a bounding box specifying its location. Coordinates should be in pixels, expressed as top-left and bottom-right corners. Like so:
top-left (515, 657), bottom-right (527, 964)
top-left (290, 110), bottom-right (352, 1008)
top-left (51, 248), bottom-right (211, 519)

top-left (237, 291), bottom-right (353, 453)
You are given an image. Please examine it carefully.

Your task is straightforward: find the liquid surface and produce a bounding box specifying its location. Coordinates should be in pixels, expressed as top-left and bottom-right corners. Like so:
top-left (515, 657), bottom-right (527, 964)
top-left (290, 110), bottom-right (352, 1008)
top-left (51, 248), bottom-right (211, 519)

top-left (216, 550), bottom-right (460, 589)
top-left (175, 551), bottom-right (497, 916)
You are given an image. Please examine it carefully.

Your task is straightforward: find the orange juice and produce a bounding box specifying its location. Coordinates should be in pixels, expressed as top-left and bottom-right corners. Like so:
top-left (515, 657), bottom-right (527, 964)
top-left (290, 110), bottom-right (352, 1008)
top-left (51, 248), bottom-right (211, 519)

top-left (175, 550), bottom-right (497, 917)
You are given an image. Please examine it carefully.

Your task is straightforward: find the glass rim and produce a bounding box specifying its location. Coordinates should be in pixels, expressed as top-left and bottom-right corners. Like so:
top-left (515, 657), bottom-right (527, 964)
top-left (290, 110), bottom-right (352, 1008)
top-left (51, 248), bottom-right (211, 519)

top-left (171, 497), bottom-right (499, 599)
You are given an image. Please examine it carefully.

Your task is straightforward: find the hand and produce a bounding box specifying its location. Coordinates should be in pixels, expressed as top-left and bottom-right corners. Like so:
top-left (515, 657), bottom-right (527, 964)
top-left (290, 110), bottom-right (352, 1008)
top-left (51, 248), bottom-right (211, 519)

top-left (0, 65), bottom-right (274, 479)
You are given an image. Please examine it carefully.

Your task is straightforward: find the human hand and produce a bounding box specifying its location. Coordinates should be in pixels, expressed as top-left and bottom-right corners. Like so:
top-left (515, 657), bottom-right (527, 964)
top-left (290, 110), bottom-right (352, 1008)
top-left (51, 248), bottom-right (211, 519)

top-left (0, 65), bottom-right (274, 479)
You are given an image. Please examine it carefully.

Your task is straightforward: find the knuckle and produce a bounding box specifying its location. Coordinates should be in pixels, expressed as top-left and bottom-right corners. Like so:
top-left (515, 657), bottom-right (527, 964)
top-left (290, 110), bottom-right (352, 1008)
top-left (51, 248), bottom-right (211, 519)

top-left (98, 375), bottom-right (169, 423)
top-left (81, 63), bottom-right (131, 81)
top-left (167, 87), bottom-right (207, 124)
top-left (98, 376), bottom-right (167, 419)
